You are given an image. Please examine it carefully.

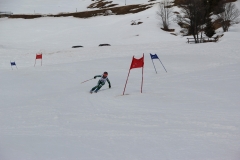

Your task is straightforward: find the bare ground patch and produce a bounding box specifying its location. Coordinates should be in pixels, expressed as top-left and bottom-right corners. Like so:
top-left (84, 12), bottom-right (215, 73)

top-left (9, 3), bottom-right (155, 19)
top-left (87, 0), bottom-right (118, 9)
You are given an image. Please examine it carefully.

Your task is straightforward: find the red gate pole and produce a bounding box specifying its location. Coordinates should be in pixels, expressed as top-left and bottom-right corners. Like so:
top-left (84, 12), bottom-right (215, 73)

top-left (123, 68), bottom-right (131, 95)
top-left (123, 56), bottom-right (134, 95)
top-left (141, 54), bottom-right (144, 93)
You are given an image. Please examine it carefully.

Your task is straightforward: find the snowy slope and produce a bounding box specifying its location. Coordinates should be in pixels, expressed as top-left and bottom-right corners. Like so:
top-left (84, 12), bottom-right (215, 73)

top-left (1, 2), bottom-right (240, 160)
top-left (0, 0), bottom-right (155, 14)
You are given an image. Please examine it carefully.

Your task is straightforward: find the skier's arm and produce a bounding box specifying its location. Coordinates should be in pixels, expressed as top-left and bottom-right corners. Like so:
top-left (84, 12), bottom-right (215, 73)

top-left (107, 78), bottom-right (111, 88)
top-left (94, 75), bottom-right (101, 79)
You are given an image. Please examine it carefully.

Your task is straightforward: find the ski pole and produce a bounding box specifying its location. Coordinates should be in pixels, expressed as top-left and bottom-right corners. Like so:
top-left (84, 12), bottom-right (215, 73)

top-left (81, 78), bottom-right (94, 84)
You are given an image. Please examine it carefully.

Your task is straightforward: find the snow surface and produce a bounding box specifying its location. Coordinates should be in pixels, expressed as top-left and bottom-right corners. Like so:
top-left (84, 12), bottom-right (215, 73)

top-left (0, 2), bottom-right (240, 160)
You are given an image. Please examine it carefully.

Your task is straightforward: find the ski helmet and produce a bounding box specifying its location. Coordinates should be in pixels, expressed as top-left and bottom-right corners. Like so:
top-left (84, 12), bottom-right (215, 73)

top-left (103, 71), bottom-right (108, 75)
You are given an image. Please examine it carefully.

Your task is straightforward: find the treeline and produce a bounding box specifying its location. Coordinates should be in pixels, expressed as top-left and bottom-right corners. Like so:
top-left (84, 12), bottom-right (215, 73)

top-left (157, 0), bottom-right (240, 43)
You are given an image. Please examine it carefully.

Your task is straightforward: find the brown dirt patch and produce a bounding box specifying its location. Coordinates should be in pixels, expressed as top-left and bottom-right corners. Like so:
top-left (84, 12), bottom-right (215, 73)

top-left (9, 14), bottom-right (42, 19)
top-left (87, 0), bottom-right (118, 9)
top-left (224, 0), bottom-right (237, 2)
top-left (9, 4), bottom-right (154, 19)
top-left (173, 0), bottom-right (237, 6)
top-left (161, 28), bottom-right (175, 32)
top-left (213, 19), bottom-right (222, 30)
top-left (51, 4), bottom-right (153, 18)
top-left (170, 33), bottom-right (177, 36)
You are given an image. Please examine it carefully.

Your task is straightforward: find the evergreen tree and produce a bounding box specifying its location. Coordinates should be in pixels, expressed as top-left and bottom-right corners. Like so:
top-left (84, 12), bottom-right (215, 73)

top-left (204, 17), bottom-right (216, 38)
top-left (203, 0), bottom-right (222, 14)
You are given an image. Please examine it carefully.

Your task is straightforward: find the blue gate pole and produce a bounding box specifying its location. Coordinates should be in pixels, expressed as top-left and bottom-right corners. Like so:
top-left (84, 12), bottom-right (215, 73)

top-left (158, 58), bottom-right (167, 73)
top-left (151, 59), bottom-right (157, 74)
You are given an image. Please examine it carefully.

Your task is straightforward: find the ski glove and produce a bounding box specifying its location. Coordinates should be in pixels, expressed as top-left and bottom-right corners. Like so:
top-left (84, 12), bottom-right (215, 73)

top-left (109, 85), bottom-right (111, 88)
top-left (94, 76), bottom-right (97, 79)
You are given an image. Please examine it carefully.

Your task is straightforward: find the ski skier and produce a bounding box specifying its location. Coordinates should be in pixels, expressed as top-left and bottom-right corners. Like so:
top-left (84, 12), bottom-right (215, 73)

top-left (90, 72), bottom-right (111, 93)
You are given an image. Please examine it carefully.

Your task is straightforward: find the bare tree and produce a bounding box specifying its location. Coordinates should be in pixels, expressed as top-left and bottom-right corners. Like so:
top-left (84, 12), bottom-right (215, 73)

top-left (156, 0), bottom-right (174, 30)
top-left (175, 0), bottom-right (206, 43)
top-left (216, 2), bottom-right (240, 32)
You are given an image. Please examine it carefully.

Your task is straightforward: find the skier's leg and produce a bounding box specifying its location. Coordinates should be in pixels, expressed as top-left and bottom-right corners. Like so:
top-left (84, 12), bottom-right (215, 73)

top-left (90, 86), bottom-right (98, 92)
top-left (90, 80), bottom-right (101, 92)
top-left (95, 83), bottom-right (104, 92)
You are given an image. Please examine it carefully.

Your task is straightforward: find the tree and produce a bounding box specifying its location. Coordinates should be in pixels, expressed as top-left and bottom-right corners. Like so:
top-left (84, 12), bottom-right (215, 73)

top-left (156, 0), bottom-right (174, 30)
top-left (216, 2), bottom-right (240, 32)
top-left (203, 0), bottom-right (223, 14)
top-left (204, 17), bottom-right (216, 38)
top-left (175, 0), bottom-right (206, 43)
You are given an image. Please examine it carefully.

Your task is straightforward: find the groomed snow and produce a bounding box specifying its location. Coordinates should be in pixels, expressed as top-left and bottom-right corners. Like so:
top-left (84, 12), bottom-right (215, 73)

top-left (0, 2), bottom-right (240, 160)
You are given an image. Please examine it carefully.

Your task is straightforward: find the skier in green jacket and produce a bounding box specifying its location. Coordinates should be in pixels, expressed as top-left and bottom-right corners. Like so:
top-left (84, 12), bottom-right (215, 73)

top-left (90, 72), bottom-right (111, 93)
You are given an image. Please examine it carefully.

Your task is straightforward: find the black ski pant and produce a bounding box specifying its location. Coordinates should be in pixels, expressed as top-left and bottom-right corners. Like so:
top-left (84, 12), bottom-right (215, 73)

top-left (91, 80), bottom-right (104, 92)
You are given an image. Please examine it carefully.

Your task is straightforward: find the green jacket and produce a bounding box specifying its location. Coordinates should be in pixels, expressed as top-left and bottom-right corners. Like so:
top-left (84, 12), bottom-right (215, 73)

top-left (94, 75), bottom-right (111, 87)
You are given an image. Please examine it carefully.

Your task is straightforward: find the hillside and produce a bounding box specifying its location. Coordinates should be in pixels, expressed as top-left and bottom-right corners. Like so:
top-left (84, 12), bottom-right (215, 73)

top-left (0, 0), bottom-right (156, 14)
top-left (0, 1), bottom-right (240, 160)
